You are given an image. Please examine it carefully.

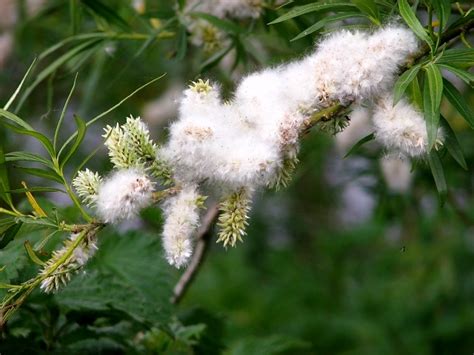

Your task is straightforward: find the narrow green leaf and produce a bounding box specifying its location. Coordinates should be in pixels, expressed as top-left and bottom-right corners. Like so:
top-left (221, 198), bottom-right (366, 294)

top-left (344, 132), bottom-right (375, 158)
top-left (291, 12), bottom-right (365, 41)
top-left (0, 108), bottom-right (33, 130)
top-left (393, 64), bottom-right (421, 104)
top-left (431, 0), bottom-right (451, 30)
top-left (440, 116), bottom-right (467, 170)
top-left (398, 0), bottom-right (433, 48)
top-left (0, 144), bottom-right (12, 207)
top-left (59, 115), bottom-right (87, 169)
top-left (437, 48), bottom-right (474, 68)
top-left (3, 58), bottom-right (37, 111)
top-left (54, 73), bottom-right (78, 150)
top-left (192, 12), bottom-right (244, 34)
top-left (268, 2), bottom-right (356, 24)
top-left (16, 216), bottom-right (58, 228)
top-left (1, 122), bottom-right (55, 159)
top-left (351, 0), bottom-right (380, 24)
top-left (24, 240), bottom-right (46, 266)
top-left (423, 63), bottom-right (443, 150)
top-left (438, 64), bottom-right (474, 86)
top-left (427, 150), bottom-right (447, 205)
top-left (13, 167), bottom-right (63, 184)
top-left (5, 152), bottom-right (53, 169)
top-left (446, 8), bottom-right (473, 32)
top-left (442, 78), bottom-right (474, 128)
top-left (7, 187), bottom-right (66, 194)
top-left (175, 25), bottom-right (188, 61)
top-left (39, 33), bottom-right (112, 61)
top-left (408, 75), bottom-right (423, 109)
top-left (16, 39), bottom-right (103, 111)
top-left (200, 44), bottom-right (233, 72)
top-left (0, 222), bottom-right (22, 249)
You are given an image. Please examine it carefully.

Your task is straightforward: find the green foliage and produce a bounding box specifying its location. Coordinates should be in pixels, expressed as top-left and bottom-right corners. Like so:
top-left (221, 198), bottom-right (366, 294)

top-left (55, 231), bottom-right (174, 326)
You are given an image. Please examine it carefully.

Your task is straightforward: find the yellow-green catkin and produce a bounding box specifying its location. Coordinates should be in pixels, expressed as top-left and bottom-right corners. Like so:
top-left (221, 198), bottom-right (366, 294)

top-left (216, 188), bottom-right (251, 247)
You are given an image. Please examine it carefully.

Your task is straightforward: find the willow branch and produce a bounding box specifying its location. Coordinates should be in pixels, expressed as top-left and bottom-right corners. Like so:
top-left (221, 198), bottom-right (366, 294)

top-left (171, 204), bottom-right (220, 304)
top-left (170, 18), bottom-right (474, 305)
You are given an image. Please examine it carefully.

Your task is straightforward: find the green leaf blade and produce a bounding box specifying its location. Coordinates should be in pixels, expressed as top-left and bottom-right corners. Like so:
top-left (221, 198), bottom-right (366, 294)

top-left (350, 0), bottom-right (380, 24)
top-left (440, 116), bottom-right (467, 170)
top-left (398, 0), bottom-right (433, 48)
top-left (393, 64), bottom-right (421, 105)
top-left (442, 78), bottom-right (474, 129)
top-left (427, 150), bottom-right (447, 205)
top-left (344, 132), bottom-right (375, 158)
top-left (437, 48), bottom-right (474, 68)
top-left (268, 2), bottom-right (356, 24)
top-left (431, 0), bottom-right (451, 30)
top-left (291, 12), bottom-right (365, 41)
top-left (59, 115), bottom-right (87, 169)
top-left (423, 63), bottom-right (443, 150)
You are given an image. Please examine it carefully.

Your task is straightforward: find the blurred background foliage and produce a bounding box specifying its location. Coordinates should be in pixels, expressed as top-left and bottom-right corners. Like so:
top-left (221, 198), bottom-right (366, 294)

top-left (0, 0), bottom-right (473, 353)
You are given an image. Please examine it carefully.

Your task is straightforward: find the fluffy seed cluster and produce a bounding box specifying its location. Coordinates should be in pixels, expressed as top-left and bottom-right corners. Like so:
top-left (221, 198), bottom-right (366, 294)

top-left (74, 118), bottom-right (165, 223)
top-left (40, 232), bottom-right (98, 293)
top-left (163, 26), bottom-right (419, 189)
top-left (372, 94), bottom-right (443, 158)
top-left (96, 169), bottom-right (154, 223)
top-left (161, 184), bottom-right (203, 268)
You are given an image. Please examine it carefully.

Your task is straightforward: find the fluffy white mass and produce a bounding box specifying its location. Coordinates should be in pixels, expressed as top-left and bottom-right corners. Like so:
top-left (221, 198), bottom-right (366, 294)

top-left (313, 26), bottom-right (419, 104)
top-left (96, 169), bottom-right (154, 223)
top-left (161, 185), bottom-right (201, 268)
top-left (162, 26), bottom-right (419, 191)
top-left (372, 94), bottom-right (443, 158)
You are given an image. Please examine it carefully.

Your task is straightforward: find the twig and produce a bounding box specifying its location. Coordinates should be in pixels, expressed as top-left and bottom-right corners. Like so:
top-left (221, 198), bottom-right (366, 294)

top-left (171, 203), bottom-right (220, 304)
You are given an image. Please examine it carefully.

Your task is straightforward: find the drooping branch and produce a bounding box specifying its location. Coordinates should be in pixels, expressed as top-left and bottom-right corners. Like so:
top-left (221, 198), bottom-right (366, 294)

top-left (171, 203), bottom-right (220, 304)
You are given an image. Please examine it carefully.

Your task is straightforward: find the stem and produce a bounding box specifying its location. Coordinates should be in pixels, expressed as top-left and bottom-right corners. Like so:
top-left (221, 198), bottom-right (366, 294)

top-left (0, 207), bottom-right (23, 217)
top-left (1, 224), bottom-right (103, 325)
top-left (171, 204), bottom-right (219, 304)
top-left (63, 176), bottom-right (92, 222)
top-left (152, 186), bottom-right (180, 203)
top-left (303, 103), bottom-right (345, 132)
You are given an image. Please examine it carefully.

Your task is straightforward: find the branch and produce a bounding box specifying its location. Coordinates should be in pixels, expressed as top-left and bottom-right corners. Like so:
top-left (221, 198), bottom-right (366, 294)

top-left (169, 18), bottom-right (474, 305)
top-left (171, 203), bottom-right (220, 304)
